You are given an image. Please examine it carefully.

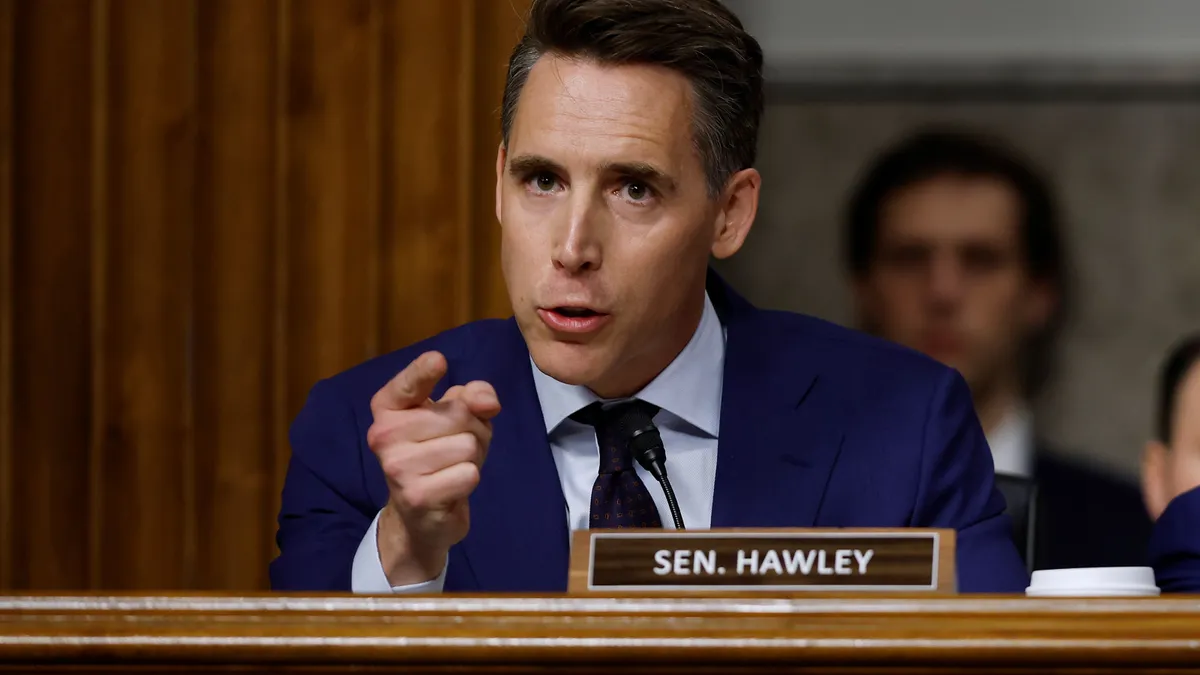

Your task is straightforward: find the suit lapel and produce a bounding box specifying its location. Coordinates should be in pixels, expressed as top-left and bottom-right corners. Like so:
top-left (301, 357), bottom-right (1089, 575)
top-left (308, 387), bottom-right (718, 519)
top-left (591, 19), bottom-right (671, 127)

top-left (458, 319), bottom-right (570, 591)
top-left (708, 273), bottom-right (845, 528)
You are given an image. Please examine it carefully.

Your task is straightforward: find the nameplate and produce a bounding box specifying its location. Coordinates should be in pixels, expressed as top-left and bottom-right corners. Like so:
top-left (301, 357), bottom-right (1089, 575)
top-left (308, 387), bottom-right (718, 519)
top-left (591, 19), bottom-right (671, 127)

top-left (568, 528), bottom-right (956, 594)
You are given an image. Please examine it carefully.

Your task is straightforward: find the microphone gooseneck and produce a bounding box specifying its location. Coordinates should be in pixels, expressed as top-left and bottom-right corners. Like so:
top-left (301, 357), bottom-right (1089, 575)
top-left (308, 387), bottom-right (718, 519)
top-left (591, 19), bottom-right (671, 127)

top-left (622, 408), bottom-right (686, 530)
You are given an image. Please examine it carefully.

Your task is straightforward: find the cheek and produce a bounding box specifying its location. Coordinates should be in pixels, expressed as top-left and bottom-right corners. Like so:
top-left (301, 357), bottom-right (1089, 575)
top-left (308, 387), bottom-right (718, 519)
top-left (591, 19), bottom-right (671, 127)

top-left (964, 279), bottom-right (1027, 329)
top-left (499, 217), bottom-right (540, 301)
top-left (870, 281), bottom-right (926, 329)
top-left (1169, 454), bottom-right (1200, 498)
top-left (980, 275), bottom-right (1027, 311)
top-left (500, 202), bottom-right (546, 259)
top-left (604, 231), bottom-right (705, 323)
top-left (612, 215), bottom-right (705, 271)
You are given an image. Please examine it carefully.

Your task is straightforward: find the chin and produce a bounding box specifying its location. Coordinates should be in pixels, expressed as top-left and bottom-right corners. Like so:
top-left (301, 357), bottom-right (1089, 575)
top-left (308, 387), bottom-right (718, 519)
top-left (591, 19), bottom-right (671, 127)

top-left (528, 341), bottom-right (608, 387)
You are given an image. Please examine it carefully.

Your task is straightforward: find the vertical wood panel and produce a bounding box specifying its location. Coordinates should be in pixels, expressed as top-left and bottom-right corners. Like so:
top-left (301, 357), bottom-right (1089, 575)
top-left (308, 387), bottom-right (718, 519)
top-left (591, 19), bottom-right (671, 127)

top-left (282, 0), bottom-right (379, 420)
top-left (380, 0), bottom-right (470, 349)
top-left (193, 0), bottom-right (279, 591)
top-left (10, 0), bottom-right (95, 590)
top-left (269, 0), bottom-right (292, 558)
top-left (469, 0), bottom-right (531, 321)
top-left (97, 0), bottom-right (196, 589)
top-left (88, 0), bottom-right (110, 590)
top-left (0, 0), bottom-right (14, 591)
top-left (4, 0), bottom-right (527, 591)
top-left (364, 1), bottom-right (382, 360)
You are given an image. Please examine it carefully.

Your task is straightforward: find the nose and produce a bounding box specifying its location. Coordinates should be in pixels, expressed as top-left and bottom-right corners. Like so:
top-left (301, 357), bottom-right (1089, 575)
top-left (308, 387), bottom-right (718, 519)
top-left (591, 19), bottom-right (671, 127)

top-left (551, 191), bottom-right (604, 274)
top-left (926, 253), bottom-right (966, 311)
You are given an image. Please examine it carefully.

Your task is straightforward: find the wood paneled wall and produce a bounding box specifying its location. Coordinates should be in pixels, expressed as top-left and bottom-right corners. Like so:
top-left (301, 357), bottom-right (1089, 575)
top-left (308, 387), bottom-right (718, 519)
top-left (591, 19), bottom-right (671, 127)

top-left (0, 0), bottom-right (530, 591)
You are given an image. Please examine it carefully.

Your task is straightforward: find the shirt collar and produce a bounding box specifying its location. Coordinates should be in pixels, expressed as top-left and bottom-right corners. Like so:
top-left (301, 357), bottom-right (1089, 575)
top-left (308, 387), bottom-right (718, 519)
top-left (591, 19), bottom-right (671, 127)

top-left (530, 292), bottom-right (725, 437)
top-left (987, 404), bottom-right (1035, 478)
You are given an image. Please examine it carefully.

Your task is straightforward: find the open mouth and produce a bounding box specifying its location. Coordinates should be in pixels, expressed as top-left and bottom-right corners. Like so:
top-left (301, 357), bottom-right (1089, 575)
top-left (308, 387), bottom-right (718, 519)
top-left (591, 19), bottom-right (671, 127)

top-left (538, 306), bottom-right (611, 334)
top-left (552, 306), bottom-right (601, 318)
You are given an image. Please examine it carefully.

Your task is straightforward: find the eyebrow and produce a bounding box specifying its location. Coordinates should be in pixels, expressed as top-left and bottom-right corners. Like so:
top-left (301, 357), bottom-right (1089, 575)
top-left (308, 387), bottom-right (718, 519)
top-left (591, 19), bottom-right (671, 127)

top-left (507, 154), bottom-right (677, 194)
top-left (507, 154), bottom-right (566, 179)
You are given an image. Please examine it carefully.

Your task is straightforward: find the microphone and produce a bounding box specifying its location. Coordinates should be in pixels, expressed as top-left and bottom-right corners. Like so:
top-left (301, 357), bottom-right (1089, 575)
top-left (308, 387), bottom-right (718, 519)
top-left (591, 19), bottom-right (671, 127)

top-left (621, 406), bottom-right (686, 530)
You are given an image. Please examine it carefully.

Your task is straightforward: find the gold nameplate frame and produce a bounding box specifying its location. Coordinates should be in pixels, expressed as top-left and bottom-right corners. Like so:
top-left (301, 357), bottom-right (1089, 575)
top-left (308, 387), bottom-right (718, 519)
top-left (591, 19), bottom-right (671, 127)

top-left (568, 528), bottom-right (956, 594)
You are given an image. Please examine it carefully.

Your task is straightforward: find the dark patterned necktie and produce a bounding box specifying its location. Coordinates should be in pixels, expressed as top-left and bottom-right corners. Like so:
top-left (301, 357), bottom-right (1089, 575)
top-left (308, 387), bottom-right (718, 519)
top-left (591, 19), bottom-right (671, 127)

top-left (571, 400), bottom-right (664, 529)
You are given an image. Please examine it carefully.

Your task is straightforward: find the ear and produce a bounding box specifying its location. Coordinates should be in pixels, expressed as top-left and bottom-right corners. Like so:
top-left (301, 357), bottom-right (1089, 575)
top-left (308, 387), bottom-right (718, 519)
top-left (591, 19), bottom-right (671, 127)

top-left (1141, 440), bottom-right (1170, 520)
top-left (710, 168), bottom-right (760, 260)
top-left (495, 143), bottom-right (507, 225)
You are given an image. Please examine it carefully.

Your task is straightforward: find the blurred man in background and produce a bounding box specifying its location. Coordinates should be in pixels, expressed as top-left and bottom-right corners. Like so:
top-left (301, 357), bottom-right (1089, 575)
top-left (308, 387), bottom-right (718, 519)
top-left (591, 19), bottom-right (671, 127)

top-left (844, 128), bottom-right (1152, 571)
top-left (1143, 335), bottom-right (1200, 592)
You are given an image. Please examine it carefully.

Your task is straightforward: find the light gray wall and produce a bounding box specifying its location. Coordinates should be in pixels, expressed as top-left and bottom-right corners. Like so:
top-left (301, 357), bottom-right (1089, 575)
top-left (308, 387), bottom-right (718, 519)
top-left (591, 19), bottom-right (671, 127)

top-left (726, 0), bottom-right (1200, 64)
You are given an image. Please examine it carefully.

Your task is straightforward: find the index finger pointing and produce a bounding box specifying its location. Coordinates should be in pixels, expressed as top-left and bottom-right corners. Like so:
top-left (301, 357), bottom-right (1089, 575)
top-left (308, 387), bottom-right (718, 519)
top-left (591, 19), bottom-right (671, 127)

top-left (371, 351), bottom-right (447, 414)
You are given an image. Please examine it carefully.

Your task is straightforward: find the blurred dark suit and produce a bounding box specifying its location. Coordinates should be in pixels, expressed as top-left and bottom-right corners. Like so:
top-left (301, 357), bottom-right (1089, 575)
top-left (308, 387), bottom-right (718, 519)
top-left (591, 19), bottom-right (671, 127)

top-left (1150, 485), bottom-right (1200, 592)
top-left (1029, 446), bottom-right (1153, 571)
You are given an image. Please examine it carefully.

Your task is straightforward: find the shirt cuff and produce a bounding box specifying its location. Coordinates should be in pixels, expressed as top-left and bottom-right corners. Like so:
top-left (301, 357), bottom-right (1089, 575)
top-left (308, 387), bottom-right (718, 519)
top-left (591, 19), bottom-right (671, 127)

top-left (351, 509), bottom-right (447, 594)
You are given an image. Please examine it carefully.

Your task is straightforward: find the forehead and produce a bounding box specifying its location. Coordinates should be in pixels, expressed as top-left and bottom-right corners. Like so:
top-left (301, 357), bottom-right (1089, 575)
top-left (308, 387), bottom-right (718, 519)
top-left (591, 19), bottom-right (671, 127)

top-left (507, 55), bottom-right (697, 172)
top-left (878, 175), bottom-right (1022, 247)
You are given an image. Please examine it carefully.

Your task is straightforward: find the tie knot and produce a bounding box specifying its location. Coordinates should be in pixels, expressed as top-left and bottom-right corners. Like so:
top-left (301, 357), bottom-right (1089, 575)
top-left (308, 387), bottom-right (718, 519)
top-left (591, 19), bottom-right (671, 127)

top-left (571, 399), bottom-right (659, 429)
top-left (571, 400), bottom-right (661, 474)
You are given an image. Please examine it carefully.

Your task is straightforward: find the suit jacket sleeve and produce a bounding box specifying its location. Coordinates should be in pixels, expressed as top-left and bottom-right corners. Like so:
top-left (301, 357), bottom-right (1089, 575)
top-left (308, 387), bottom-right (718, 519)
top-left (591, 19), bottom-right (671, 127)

top-left (911, 369), bottom-right (1030, 593)
top-left (1149, 485), bottom-right (1200, 593)
top-left (270, 379), bottom-right (377, 591)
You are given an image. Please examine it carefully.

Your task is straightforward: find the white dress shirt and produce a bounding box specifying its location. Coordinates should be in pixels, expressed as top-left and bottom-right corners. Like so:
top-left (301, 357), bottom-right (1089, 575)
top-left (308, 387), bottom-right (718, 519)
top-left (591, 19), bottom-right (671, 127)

top-left (351, 293), bottom-right (726, 593)
top-left (987, 404), bottom-right (1034, 478)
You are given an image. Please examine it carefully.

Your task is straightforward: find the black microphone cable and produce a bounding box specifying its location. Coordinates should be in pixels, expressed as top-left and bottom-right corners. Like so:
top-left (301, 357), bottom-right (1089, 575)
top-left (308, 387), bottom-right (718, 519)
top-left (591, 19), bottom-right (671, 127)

top-left (623, 406), bottom-right (686, 530)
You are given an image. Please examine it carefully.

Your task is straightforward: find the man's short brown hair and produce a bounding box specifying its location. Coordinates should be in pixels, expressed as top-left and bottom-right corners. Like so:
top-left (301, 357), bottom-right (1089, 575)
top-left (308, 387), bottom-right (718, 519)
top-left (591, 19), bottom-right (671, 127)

top-left (500, 0), bottom-right (764, 196)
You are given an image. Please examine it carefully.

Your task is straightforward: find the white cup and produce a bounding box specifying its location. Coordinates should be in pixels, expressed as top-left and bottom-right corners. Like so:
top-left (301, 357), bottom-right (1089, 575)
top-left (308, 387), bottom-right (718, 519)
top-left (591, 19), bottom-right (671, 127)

top-left (1025, 566), bottom-right (1160, 597)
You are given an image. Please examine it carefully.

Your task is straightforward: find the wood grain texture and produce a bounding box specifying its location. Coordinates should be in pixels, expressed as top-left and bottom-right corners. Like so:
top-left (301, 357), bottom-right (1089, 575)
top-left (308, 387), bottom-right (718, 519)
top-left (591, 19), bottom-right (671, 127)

top-left (10, 0), bottom-right (96, 590)
top-left (468, 0), bottom-right (530, 320)
top-left (193, 0), bottom-right (280, 591)
top-left (4, 0), bottom-right (529, 592)
top-left (269, 0), bottom-right (293, 557)
top-left (2, 594), bottom-right (1200, 672)
top-left (281, 0), bottom-right (380, 418)
top-left (87, 0), bottom-right (109, 592)
top-left (380, 0), bottom-right (470, 348)
top-left (0, 0), bottom-right (13, 592)
top-left (592, 536), bottom-right (935, 588)
top-left (97, 0), bottom-right (197, 590)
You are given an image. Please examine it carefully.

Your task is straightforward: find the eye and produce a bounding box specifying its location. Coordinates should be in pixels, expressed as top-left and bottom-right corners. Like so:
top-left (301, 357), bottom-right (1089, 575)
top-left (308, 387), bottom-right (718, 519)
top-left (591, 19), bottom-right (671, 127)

top-left (961, 245), bottom-right (1006, 273)
top-left (619, 180), bottom-right (655, 203)
top-left (528, 171), bottom-right (560, 193)
top-left (881, 244), bottom-right (929, 270)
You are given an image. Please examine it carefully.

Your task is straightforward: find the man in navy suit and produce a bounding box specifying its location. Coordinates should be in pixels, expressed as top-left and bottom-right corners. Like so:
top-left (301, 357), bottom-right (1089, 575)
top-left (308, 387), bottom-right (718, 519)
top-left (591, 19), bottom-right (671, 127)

top-left (271, 0), bottom-right (1028, 594)
top-left (1143, 335), bottom-right (1200, 592)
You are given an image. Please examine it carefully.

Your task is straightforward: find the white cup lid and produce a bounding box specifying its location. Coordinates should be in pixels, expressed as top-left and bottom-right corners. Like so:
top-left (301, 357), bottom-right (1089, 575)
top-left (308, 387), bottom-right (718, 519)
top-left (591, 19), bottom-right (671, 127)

top-left (1027, 566), bottom-right (1160, 596)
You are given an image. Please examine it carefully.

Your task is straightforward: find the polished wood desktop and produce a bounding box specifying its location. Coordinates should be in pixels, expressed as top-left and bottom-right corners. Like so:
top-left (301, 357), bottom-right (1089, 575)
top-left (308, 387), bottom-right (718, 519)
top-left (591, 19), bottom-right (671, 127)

top-left (2, 593), bottom-right (1199, 673)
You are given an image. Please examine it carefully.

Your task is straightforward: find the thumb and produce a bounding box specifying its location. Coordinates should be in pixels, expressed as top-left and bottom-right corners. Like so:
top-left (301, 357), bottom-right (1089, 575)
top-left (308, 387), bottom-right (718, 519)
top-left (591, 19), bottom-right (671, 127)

top-left (371, 351), bottom-right (447, 415)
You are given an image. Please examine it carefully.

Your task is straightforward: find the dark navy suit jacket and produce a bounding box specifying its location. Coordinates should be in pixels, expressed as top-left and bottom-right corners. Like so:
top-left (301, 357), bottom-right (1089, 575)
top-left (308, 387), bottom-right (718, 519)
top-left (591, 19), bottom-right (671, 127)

top-left (1150, 485), bottom-right (1200, 593)
top-left (270, 274), bottom-right (1029, 593)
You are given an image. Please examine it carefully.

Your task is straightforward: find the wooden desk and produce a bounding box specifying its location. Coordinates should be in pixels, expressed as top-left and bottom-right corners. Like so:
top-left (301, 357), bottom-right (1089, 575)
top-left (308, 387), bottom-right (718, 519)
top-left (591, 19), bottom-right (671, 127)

top-left (2, 594), bottom-right (1199, 673)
